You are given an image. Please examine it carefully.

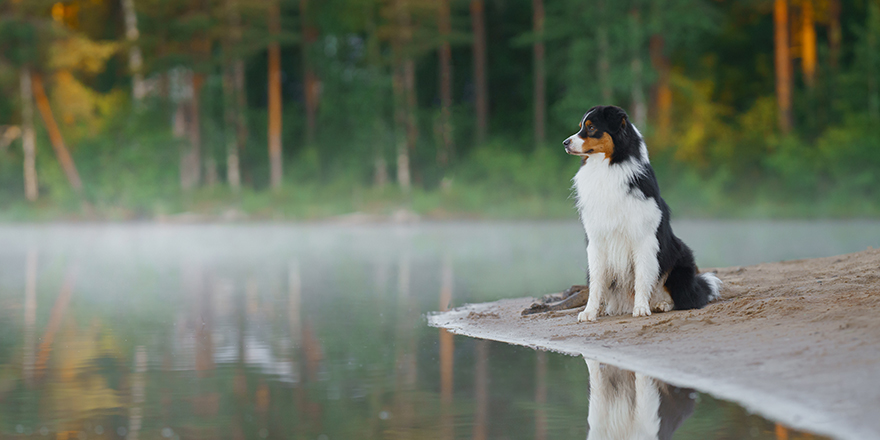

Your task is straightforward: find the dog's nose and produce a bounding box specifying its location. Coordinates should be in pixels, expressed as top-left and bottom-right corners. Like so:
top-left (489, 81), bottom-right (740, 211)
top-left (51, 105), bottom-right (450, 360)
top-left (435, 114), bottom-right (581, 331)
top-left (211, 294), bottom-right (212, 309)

top-left (563, 139), bottom-right (572, 147)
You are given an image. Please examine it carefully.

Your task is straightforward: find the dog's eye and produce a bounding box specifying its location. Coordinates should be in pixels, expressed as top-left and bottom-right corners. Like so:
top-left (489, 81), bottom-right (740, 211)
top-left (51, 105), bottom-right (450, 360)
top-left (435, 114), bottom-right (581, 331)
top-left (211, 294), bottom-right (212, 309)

top-left (587, 126), bottom-right (597, 134)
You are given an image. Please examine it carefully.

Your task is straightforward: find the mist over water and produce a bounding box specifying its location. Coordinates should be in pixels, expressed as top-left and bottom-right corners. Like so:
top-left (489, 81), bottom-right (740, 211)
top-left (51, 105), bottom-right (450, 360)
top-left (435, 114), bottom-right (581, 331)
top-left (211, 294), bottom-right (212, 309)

top-left (0, 221), bottom-right (870, 439)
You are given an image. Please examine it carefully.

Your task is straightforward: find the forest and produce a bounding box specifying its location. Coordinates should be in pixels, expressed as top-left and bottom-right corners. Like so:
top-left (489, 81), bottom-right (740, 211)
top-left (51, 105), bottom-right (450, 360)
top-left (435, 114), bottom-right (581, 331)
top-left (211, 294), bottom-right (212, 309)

top-left (0, 0), bottom-right (878, 220)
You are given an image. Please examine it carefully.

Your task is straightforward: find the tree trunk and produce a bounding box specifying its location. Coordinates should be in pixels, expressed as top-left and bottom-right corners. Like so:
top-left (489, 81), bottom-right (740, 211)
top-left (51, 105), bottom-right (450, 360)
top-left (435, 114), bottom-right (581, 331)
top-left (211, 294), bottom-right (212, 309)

top-left (222, 67), bottom-right (241, 192)
top-left (403, 58), bottom-right (418, 164)
top-left (471, 0), bottom-right (489, 145)
top-left (392, 68), bottom-right (411, 191)
top-left (438, 0), bottom-right (454, 165)
top-left (533, 0), bottom-right (546, 149)
top-left (392, 0), bottom-right (413, 192)
top-left (223, 0), bottom-right (244, 192)
top-left (828, 0), bottom-right (841, 70)
top-left (597, 0), bottom-right (612, 103)
top-left (301, 0), bottom-right (319, 146)
top-left (365, 6), bottom-right (388, 187)
top-left (774, 0), bottom-right (793, 133)
top-left (629, 9), bottom-right (647, 128)
top-left (650, 34), bottom-right (672, 140)
top-left (20, 68), bottom-right (38, 201)
top-left (121, 0), bottom-right (146, 103)
top-left (268, 0), bottom-right (283, 191)
top-left (181, 73), bottom-right (204, 190)
top-left (801, 0), bottom-right (816, 88)
top-left (30, 73), bottom-right (83, 193)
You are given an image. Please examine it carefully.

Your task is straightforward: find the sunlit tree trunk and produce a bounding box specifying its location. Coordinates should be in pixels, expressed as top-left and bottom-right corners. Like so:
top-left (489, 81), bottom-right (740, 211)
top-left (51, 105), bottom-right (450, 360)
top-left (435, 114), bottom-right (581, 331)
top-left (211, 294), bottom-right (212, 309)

top-left (471, 0), bottom-right (489, 145)
top-left (301, 0), bottom-right (319, 146)
top-left (597, 0), bottom-right (612, 103)
top-left (533, 0), bottom-right (546, 149)
top-left (20, 68), bottom-right (38, 201)
top-left (31, 73), bottom-right (83, 193)
top-left (268, 0), bottom-right (283, 191)
top-left (774, 0), bottom-right (793, 133)
top-left (438, 0), bottom-right (454, 165)
top-left (121, 0), bottom-right (146, 104)
top-left (629, 9), bottom-right (647, 129)
top-left (801, 0), bottom-right (816, 88)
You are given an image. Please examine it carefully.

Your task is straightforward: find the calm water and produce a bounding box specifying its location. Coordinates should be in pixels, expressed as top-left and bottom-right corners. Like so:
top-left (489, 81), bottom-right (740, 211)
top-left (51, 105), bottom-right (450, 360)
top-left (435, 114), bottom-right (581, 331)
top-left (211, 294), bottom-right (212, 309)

top-left (1, 221), bottom-right (877, 440)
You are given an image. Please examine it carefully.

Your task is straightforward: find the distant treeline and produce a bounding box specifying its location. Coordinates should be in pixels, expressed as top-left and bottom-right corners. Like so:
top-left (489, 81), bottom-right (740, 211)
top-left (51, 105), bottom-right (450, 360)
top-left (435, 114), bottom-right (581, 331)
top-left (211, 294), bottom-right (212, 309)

top-left (0, 0), bottom-right (878, 219)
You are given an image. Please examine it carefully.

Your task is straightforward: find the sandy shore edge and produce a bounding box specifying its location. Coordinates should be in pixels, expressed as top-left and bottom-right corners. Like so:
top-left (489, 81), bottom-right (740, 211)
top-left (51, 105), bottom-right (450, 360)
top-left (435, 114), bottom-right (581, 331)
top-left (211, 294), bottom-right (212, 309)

top-left (428, 249), bottom-right (880, 440)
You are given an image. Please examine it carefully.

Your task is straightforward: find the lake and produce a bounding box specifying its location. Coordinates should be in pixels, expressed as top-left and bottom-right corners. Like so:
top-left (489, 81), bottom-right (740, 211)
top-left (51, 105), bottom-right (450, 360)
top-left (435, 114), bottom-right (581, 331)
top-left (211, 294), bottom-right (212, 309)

top-left (1, 221), bottom-right (877, 439)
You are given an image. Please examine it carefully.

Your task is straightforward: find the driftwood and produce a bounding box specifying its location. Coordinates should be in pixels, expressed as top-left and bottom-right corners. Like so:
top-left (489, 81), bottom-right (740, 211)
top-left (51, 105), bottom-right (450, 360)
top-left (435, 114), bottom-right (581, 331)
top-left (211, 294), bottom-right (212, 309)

top-left (521, 284), bottom-right (589, 315)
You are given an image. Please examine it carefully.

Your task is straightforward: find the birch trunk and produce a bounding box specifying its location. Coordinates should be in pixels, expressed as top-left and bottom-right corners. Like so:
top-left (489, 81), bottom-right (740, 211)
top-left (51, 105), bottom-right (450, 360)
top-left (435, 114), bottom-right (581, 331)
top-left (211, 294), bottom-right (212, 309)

top-left (20, 68), bottom-right (38, 201)
top-left (121, 0), bottom-right (146, 103)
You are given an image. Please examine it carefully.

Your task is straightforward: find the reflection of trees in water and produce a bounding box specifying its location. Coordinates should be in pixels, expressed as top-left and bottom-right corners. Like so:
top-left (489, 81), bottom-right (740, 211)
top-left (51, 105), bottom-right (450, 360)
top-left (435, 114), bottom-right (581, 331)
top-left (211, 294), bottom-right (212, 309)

top-left (0, 238), bottom-right (831, 440)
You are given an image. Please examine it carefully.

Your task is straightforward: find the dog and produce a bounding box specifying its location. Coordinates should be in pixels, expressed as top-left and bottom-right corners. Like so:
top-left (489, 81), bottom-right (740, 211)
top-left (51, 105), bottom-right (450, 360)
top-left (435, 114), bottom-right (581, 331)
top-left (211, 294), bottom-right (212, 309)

top-left (585, 359), bottom-right (696, 440)
top-left (563, 105), bottom-right (721, 322)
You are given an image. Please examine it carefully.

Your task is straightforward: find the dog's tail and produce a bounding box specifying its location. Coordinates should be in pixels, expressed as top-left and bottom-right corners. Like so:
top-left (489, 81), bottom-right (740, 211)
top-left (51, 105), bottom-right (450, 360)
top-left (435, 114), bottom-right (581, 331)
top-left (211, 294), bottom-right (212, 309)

top-left (667, 266), bottom-right (723, 310)
top-left (699, 272), bottom-right (723, 302)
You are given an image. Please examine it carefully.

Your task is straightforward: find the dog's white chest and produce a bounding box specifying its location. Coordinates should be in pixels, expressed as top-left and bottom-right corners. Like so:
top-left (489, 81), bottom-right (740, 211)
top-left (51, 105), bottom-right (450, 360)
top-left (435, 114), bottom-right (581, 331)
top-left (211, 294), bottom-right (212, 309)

top-left (572, 158), bottom-right (660, 240)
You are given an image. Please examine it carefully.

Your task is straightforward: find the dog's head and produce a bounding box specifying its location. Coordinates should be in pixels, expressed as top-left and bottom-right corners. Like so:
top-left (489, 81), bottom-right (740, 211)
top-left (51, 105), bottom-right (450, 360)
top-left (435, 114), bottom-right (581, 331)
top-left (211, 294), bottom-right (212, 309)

top-left (563, 105), bottom-right (634, 163)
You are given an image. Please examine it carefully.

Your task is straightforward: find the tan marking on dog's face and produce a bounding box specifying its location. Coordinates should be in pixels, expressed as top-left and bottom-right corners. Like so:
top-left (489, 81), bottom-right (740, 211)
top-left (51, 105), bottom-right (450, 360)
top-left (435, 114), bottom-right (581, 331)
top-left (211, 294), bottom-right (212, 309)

top-left (577, 132), bottom-right (614, 157)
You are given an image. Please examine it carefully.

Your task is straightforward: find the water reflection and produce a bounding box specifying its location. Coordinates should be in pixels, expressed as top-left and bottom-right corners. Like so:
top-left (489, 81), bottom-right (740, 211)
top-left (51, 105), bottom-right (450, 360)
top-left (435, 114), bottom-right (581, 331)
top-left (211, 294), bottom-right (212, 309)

top-left (0, 224), bottom-right (856, 439)
top-left (584, 360), bottom-right (695, 440)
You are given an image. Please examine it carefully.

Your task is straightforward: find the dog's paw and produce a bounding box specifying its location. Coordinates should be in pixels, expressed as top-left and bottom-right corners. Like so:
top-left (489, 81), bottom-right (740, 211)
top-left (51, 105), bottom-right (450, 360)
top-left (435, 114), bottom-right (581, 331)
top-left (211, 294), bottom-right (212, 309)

top-left (654, 301), bottom-right (674, 312)
top-left (578, 308), bottom-right (599, 322)
top-left (632, 303), bottom-right (652, 317)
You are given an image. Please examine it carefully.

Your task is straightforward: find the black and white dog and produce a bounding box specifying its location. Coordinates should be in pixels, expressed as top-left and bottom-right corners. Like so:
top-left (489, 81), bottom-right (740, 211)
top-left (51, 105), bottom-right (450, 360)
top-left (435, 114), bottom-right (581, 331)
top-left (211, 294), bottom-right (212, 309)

top-left (563, 105), bottom-right (721, 322)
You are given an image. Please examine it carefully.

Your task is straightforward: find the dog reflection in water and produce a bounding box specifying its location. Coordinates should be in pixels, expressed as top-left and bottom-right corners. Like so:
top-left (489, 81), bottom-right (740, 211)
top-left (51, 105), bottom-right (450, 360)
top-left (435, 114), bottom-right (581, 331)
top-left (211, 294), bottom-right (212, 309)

top-left (585, 359), bottom-right (695, 440)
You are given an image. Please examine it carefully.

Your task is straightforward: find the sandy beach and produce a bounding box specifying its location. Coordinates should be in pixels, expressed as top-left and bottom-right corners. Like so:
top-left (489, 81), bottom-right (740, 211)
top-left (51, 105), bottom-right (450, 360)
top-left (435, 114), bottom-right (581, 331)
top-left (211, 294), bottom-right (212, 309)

top-left (428, 248), bottom-right (880, 440)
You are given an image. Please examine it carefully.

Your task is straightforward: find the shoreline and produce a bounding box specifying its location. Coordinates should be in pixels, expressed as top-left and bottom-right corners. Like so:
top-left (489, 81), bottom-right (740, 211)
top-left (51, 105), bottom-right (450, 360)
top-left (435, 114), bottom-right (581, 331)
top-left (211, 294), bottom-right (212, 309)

top-left (428, 249), bottom-right (880, 440)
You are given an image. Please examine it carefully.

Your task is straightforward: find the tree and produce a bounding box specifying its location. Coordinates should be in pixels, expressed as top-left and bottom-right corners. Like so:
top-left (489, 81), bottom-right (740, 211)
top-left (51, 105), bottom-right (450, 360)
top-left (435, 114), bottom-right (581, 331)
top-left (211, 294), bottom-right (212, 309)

top-left (20, 67), bottom-right (38, 201)
top-left (471, 0), bottom-right (488, 145)
top-left (268, 0), bottom-right (283, 191)
top-left (533, 0), bottom-right (545, 149)
top-left (120, 0), bottom-right (146, 104)
top-left (31, 72), bottom-right (83, 193)
top-left (775, 0), bottom-right (793, 133)
top-left (800, 0), bottom-right (816, 88)
top-left (301, 0), bottom-right (319, 146)
top-left (437, 0), bottom-right (454, 164)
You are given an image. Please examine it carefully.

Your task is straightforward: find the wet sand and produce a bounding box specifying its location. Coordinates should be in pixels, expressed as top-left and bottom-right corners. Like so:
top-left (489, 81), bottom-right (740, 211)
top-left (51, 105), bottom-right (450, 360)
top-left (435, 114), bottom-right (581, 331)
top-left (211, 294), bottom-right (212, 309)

top-left (428, 248), bottom-right (880, 440)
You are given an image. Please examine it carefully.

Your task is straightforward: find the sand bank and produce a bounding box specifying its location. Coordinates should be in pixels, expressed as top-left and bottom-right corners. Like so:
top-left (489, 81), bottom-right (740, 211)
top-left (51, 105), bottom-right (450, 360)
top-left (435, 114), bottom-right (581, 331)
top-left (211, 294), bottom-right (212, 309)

top-left (428, 248), bottom-right (880, 440)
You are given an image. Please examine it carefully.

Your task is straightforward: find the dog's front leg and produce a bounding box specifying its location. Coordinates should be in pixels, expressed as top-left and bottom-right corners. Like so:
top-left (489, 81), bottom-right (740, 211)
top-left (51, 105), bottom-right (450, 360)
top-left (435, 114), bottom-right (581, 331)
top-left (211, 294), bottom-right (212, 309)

top-left (578, 243), bottom-right (605, 322)
top-left (632, 240), bottom-right (660, 317)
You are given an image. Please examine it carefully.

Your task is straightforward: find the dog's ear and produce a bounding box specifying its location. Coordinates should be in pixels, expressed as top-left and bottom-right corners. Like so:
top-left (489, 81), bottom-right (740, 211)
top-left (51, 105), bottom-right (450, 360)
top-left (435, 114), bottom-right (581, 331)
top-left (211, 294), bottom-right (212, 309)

top-left (602, 106), bottom-right (629, 134)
